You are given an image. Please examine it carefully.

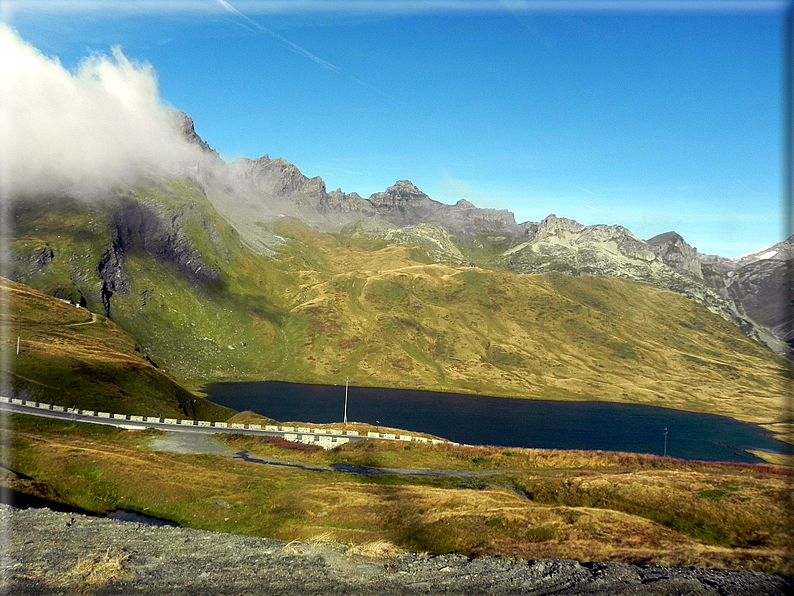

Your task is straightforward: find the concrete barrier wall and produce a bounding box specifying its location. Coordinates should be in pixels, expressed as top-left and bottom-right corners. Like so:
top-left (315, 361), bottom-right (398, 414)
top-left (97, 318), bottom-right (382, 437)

top-left (0, 397), bottom-right (441, 449)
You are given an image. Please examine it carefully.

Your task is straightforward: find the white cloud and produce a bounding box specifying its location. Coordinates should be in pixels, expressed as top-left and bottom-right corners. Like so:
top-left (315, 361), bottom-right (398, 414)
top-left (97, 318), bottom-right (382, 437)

top-left (0, 23), bottom-right (200, 199)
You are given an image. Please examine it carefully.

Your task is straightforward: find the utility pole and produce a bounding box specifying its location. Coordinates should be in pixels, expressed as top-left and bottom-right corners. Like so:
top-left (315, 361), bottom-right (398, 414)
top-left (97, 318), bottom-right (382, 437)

top-left (663, 427), bottom-right (668, 458)
top-left (343, 376), bottom-right (349, 425)
top-left (16, 337), bottom-right (20, 355)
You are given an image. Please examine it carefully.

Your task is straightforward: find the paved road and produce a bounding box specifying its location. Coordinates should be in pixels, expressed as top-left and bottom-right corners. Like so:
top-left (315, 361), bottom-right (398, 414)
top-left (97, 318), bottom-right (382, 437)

top-left (0, 401), bottom-right (367, 445)
top-left (2, 401), bottom-right (487, 479)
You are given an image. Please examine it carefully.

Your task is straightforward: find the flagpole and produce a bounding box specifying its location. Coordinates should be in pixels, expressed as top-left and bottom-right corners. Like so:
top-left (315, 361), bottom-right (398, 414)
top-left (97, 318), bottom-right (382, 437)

top-left (343, 376), bottom-right (349, 425)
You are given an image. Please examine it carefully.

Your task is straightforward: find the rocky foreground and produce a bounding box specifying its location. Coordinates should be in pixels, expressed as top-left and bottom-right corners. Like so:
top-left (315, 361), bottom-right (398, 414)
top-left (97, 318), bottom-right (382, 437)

top-left (1, 505), bottom-right (790, 595)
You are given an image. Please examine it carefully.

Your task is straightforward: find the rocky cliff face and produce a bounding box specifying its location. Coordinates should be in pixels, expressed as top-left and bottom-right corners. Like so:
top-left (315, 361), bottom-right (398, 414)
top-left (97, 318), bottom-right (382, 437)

top-left (97, 195), bottom-right (222, 317)
top-left (646, 231), bottom-right (705, 278)
top-left (230, 156), bottom-right (326, 209)
top-left (721, 237), bottom-right (794, 348)
top-left (367, 181), bottom-right (521, 239)
top-left (172, 111), bottom-right (219, 158)
top-left (367, 180), bottom-right (436, 226)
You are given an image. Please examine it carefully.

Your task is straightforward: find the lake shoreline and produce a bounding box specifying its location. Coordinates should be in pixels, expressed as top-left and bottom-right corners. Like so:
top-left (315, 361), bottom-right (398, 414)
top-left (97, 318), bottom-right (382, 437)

top-left (205, 381), bottom-right (784, 464)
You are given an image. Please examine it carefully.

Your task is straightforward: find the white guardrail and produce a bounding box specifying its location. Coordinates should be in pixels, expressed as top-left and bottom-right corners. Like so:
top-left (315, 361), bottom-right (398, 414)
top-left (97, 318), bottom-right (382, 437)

top-left (0, 396), bottom-right (447, 450)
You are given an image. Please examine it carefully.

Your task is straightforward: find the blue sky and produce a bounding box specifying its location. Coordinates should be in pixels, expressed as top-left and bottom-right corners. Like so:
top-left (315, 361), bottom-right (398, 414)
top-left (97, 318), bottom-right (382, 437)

top-left (2, 0), bottom-right (790, 257)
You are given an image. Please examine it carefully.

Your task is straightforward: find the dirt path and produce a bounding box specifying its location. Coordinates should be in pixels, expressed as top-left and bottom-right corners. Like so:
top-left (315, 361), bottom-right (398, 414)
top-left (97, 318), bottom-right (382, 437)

top-left (63, 311), bottom-right (97, 327)
top-left (147, 432), bottom-right (239, 457)
top-left (148, 432), bottom-right (506, 478)
top-left (146, 432), bottom-right (629, 479)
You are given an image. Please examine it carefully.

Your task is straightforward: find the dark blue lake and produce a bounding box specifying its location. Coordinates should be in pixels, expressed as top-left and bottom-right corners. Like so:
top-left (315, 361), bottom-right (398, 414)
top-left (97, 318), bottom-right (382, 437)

top-left (205, 381), bottom-right (784, 464)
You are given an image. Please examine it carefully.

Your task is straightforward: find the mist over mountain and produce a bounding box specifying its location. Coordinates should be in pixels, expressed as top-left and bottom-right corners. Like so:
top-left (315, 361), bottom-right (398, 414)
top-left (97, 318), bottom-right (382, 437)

top-left (0, 24), bottom-right (208, 199)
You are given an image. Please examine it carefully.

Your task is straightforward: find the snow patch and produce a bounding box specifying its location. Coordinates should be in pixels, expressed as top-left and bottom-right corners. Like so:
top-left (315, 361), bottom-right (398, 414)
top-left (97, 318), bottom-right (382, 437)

top-left (732, 246), bottom-right (774, 261)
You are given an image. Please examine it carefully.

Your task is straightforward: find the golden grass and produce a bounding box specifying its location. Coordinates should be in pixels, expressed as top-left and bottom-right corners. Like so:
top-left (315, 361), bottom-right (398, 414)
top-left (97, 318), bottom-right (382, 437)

top-left (9, 546), bottom-right (132, 594)
top-left (747, 450), bottom-right (794, 467)
top-left (55, 547), bottom-right (131, 589)
top-left (760, 423), bottom-right (794, 446)
top-left (0, 277), bottom-right (231, 421)
top-left (7, 414), bottom-right (791, 574)
top-left (345, 540), bottom-right (405, 560)
top-left (270, 254), bottom-right (789, 425)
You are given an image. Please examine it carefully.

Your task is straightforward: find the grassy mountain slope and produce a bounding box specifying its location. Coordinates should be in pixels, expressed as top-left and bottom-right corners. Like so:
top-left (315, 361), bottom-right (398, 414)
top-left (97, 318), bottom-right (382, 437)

top-left (0, 277), bottom-right (232, 420)
top-left (274, 222), bottom-right (789, 424)
top-left (8, 181), bottom-right (298, 384)
top-left (6, 181), bottom-right (790, 425)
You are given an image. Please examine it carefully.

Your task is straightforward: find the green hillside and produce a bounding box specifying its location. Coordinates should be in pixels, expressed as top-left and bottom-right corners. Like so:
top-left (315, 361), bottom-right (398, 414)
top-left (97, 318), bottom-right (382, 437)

top-left (0, 277), bottom-right (232, 420)
top-left (6, 180), bottom-right (789, 425)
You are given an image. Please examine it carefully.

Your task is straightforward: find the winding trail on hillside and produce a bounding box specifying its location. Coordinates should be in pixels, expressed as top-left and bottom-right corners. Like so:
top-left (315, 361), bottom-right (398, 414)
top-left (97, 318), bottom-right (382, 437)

top-left (62, 311), bottom-right (97, 327)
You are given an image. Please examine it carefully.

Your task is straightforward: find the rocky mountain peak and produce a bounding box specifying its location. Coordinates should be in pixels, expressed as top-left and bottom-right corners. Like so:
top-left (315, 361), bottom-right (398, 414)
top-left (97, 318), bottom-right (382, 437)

top-left (366, 180), bottom-right (438, 227)
top-left (731, 236), bottom-right (794, 265)
top-left (371, 180), bottom-right (431, 202)
top-left (172, 111), bottom-right (218, 157)
top-left (536, 214), bottom-right (585, 238)
top-left (646, 231), bottom-right (704, 278)
top-left (232, 155), bottom-right (326, 198)
top-left (647, 231), bottom-right (686, 246)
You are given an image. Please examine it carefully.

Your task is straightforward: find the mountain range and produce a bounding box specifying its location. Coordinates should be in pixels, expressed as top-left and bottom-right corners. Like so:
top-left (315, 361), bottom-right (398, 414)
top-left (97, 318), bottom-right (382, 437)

top-left (3, 113), bottom-right (790, 426)
top-left (186, 112), bottom-right (790, 357)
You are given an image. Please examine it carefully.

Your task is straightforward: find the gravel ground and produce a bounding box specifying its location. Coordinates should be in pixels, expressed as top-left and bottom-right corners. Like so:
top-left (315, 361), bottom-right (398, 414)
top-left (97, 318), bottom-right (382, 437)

top-left (1, 505), bottom-right (790, 595)
top-left (146, 431), bottom-right (239, 457)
